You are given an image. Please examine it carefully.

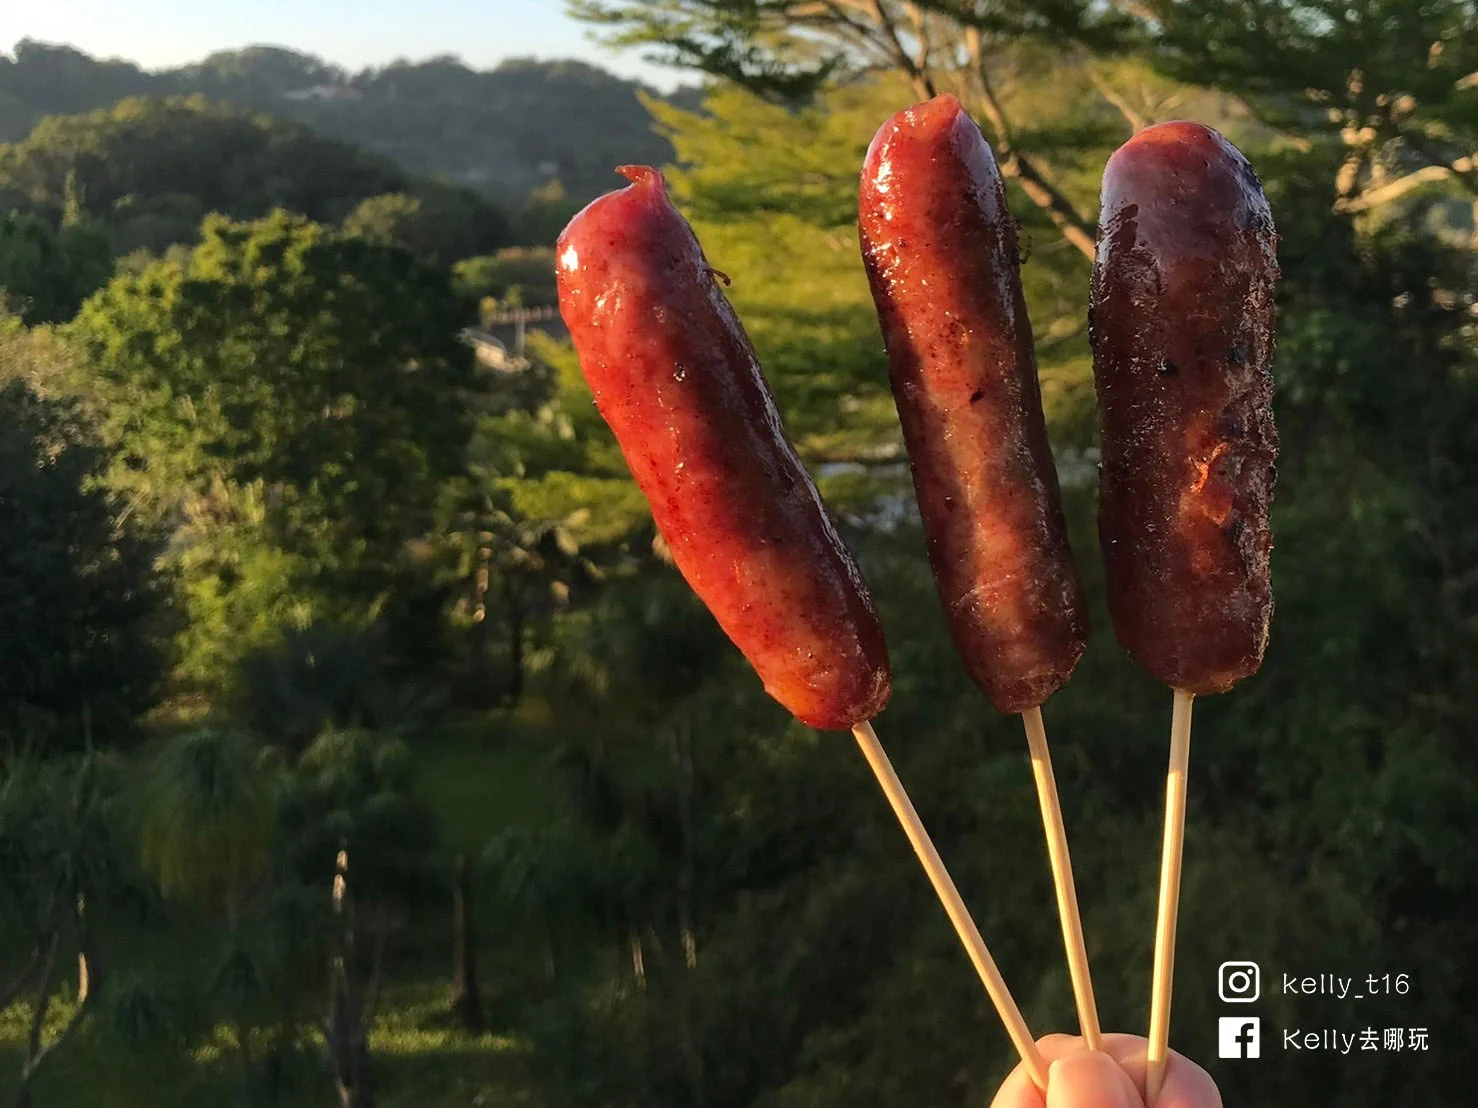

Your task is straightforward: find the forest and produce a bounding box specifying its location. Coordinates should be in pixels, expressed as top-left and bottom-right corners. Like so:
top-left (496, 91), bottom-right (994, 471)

top-left (0, 1), bottom-right (1476, 1106)
top-left (0, 40), bottom-right (689, 210)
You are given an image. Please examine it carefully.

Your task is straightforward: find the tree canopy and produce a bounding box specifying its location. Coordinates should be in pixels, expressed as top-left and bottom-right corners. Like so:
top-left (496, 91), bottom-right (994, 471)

top-left (0, 346), bottom-right (168, 749)
top-left (0, 95), bottom-right (513, 261)
top-left (0, 40), bottom-right (691, 212)
top-left (65, 211), bottom-right (476, 681)
top-left (0, 209), bottom-right (111, 322)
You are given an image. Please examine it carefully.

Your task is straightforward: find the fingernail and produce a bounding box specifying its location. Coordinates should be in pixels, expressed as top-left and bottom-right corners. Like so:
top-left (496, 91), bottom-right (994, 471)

top-left (1046, 1051), bottom-right (1140, 1108)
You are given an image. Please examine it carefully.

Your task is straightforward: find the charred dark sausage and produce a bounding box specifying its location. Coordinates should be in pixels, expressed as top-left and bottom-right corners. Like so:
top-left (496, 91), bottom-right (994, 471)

top-left (859, 95), bottom-right (1088, 713)
top-left (1090, 122), bottom-right (1279, 694)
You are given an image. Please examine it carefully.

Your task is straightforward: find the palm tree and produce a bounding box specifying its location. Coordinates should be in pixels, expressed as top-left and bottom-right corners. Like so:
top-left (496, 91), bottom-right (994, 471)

top-left (439, 480), bottom-right (600, 707)
top-left (0, 753), bottom-right (130, 1108)
top-left (137, 728), bottom-right (277, 922)
top-left (279, 729), bottom-right (442, 1108)
top-left (133, 727), bottom-right (280, 1093)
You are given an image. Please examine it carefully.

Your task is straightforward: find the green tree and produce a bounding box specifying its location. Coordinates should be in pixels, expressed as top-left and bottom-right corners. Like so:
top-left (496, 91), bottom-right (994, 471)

top-left (451, 246), bottom-right (557, 307)
top-left (1141, 0), bottom-right (1478, 216)
top-left (438, 336), bottom-right (649, 703)
top-left (0, 210), bottom-right (112, 323)
top-left (515, 178), bottom-right (583, 246)
top-left (0, 753), bottom-right (134, 1107)
top-left (231, 623), bottom-right (445, 755)
top-left (66, 211), bottom-right (476, 682)
top-left (0, 95), bottom-right (512, 257)
top-left (573, 0), bottom-right (1145, 257)
top-left (134, 728), bottom-right (283, 1091)
top-left (137, 729), bottom-right (276, 919)
top-left (277, 730), bottom-right (443, 1108)
top-left (343, 183), bottom-right (512, 264)
top-left (0, 40), bottom-right (155, 139)
top-left (0, 97), bottom-right (404, 231)
top-left (0, 370), bottom-right (168, 751)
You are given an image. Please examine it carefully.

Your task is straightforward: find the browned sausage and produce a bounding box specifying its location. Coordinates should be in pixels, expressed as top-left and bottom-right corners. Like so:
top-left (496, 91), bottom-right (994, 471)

top-left (1090, 122), bottom-right (1279, 694)
top-left (858, 94), bottom-right (1088, 713)
top-left (556, 166), bottom-right (891, 729)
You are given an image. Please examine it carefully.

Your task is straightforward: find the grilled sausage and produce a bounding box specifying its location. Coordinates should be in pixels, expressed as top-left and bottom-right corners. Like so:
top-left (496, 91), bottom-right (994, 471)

top-left (859, 95), bottom-right (1088, 713)
top-left (1090, 122), bottom-right (1278, 695)
top-left (557, 166), bottom-right (892, 729)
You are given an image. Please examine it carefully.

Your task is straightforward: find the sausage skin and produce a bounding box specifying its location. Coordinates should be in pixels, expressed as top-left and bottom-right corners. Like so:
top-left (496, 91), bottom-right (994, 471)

top-left (859, 95), bottom-right (1088, 713)
top-left (556, 166), bottom-right (891, 729)
top-left (1090, 122), bottom-right (1279, 695)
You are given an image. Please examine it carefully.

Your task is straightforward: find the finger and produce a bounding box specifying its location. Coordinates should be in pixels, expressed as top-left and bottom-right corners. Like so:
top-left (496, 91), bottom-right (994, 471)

top-left (989, 1056), bottom-right (1047, 1108)
top-left (1045, 1049), bottom-right (1144, 1108)
top-left (1093, 1035), bottom-right (1221, 1108)
top-left (991, 1035), bottom-right (1086, 1108)
top-left (1150, 1055), bottom-right (1221, 1108)
top-left (991, 1038), bottom-right (1144, 1108)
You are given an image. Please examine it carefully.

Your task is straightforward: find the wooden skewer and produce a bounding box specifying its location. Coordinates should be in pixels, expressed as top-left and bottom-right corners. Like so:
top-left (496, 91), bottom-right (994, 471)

top-left (1145, 688), bottom-right (1195, 1104)
top-left (852, 720), bottom-right (1049, 1089)
top-left (1021, 706), bottom-right (1102, 1052)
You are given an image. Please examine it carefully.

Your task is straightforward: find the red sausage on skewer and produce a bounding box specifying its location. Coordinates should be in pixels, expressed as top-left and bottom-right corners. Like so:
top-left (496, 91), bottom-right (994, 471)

top-left (858, 95), bottom-right (1088, 714)
top-left (1090, 122), bottom-right (1279, 695)
top-left (556, 166), bottom-right (892, 730)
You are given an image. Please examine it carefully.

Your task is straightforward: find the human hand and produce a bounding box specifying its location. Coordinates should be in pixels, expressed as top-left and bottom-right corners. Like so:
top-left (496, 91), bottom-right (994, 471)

top-left (990, 1034), bottom-right (1222, 1108)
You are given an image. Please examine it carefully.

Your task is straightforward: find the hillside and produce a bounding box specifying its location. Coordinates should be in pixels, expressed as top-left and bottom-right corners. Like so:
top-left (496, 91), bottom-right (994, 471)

top-left (0, 96), bottom-right (513, 263)
top-left (0, 39), bottom-right (693, 208)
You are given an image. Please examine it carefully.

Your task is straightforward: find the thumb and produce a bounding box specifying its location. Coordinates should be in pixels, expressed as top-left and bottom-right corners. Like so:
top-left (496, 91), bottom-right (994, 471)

top-left (1046, 1050), bottom-right (1145, 1108)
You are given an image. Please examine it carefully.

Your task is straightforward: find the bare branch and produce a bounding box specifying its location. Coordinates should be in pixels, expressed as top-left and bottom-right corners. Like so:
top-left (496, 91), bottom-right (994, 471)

top-left (1405, 139), bottom-right (1478, 196)
top-left (902, 3), bottom-right (932, 83)
top-left (1085, 66), bottom-right (1147, 133)
top-left (1111, 0), bottom-right (1157, 21)
top-left (965, 29), bottom-right (1097, 259)
top-left (799, 2), bottom-right (895, 67)
top-left (17, 931), bottom-right (91, 1096)
top-left (23, 985), bottom-right (91, 1082)
top-left (22, 934), bottom-right (60, 1067)
top-left (871, 0), bottom-right (935, 99)
top-left (1335, 156), bottom-right (1478, 213)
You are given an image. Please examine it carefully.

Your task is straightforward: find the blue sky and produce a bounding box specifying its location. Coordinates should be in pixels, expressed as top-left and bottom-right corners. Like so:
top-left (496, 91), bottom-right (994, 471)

top-left (0, 0), bottom-right (681, 88)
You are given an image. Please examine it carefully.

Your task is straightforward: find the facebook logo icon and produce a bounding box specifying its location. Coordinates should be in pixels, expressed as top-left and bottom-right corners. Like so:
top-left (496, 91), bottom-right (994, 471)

top-left (1219, 1017), bottom-right (1261, 1059)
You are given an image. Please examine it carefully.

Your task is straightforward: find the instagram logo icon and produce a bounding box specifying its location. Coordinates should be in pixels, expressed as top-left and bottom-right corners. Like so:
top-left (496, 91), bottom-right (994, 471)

top-left (1218, 961), bottom-right (1261, 1003)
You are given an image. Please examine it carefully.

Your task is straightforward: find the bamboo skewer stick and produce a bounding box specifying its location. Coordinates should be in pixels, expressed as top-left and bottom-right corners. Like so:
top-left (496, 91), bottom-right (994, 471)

top-left (851, 720), bottom-right (1049, 1089)
top-left (1021, 706), bottom-right (1102, 1052)
top-left (1145, 689), bottom-right (1195, 1103)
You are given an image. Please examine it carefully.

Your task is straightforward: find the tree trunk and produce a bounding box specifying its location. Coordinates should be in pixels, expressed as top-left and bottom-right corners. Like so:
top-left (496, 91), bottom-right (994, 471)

top-left (14, 936), bottom-right (58, 1108)
top-left (326, 848), bottom-right (376, 1108)
top-left (505, 585), bottom-right (525, 707)
top-left (962, 27), bottom-right (1098, 260)
top-left (74, 953), bottom-right (89, 1007)
top-left (448, 854), bottom-right (484, 1032)
top-left (629, 930), bottom-right (646, 986)
top-left (73, 889), bottom-right (99, 1013)
top-left (468, 535), bottom-right (496, 707)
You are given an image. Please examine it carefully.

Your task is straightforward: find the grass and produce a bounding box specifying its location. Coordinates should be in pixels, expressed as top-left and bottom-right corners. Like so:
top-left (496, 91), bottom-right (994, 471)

top-left (0, 982), bottom-right (544, 1108)
top-left (416, 713), bottom-right (563, 854)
